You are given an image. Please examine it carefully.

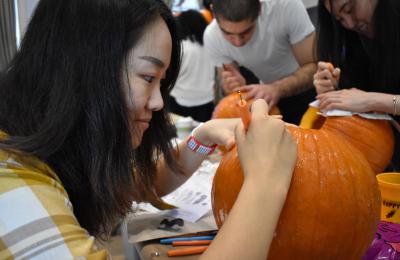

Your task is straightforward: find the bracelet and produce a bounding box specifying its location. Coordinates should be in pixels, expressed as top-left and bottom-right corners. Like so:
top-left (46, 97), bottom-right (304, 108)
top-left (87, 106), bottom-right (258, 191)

top-left (393, 95), bottom-right (399, 115)
top-left (186, 123), bottom-right (217, 155)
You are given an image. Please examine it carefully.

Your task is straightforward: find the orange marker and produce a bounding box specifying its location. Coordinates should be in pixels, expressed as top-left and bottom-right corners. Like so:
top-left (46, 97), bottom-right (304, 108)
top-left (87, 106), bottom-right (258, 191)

top-left (172, 240), bottom-right (212, 246)
top-left (167, 246), bottom-right (208, 257)
top-left (237, 91), bottom-right (251, 130)
top-left (327, 62), bottom-right (334, 72)
top-left (328, 62), bottom-right (339, 90)
top-left (327, 62), bottom-right (339, 79)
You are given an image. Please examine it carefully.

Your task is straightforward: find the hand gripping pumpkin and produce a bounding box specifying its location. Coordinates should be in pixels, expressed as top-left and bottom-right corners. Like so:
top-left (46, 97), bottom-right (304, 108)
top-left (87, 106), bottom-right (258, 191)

top-left (213, 92), bottom-right (280, 153)
top-left (212, 108), bottom-right (394, 259)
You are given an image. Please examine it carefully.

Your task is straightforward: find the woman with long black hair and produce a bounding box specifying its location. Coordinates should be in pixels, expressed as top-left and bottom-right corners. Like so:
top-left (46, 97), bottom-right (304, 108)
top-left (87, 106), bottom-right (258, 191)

top-left (313, 0), bottom-right (400, 170)
top-left (0, 0), bottom-right (296, 258)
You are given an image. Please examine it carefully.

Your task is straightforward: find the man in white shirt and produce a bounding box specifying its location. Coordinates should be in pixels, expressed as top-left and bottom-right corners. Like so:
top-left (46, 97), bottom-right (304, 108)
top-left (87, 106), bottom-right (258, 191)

top-left (204, 0), bottom-right (316, 123)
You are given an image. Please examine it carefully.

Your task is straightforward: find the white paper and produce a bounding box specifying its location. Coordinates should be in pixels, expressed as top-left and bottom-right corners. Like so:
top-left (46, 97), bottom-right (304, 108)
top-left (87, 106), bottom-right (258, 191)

top-left (310, 100), bottom-right (393, 121)
top-left (133, 160), bottom-right (219, 223)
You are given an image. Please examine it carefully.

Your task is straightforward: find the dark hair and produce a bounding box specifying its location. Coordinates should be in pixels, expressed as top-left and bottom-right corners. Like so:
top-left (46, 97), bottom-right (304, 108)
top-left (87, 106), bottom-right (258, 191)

top-left (211, 0), bottom-right (260, 22)
top-left (203, 0), bottom-right (212, 11)
top-left (317, 0), bottom-right (400, 93)
top-left (176, 10), bottom-right (208, 45)
top-left (0, 0), bottom-right (181, 239)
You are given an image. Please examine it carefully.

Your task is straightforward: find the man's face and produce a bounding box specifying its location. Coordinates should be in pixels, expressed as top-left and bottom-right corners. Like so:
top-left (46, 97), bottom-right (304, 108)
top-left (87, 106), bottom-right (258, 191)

top-left (217, 17), bottom-right (257, 47)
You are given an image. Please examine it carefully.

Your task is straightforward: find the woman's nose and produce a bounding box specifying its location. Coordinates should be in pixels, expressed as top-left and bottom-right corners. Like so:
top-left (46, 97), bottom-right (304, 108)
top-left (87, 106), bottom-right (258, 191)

top-left (148, 87), bottom-right (164, 111)
top-left (340, 13), bottom-right (356, 30)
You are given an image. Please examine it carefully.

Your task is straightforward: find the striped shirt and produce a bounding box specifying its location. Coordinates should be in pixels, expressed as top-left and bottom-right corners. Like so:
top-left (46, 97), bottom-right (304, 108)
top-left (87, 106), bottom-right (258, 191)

top-left (0, 136), bottom-right (109, 259)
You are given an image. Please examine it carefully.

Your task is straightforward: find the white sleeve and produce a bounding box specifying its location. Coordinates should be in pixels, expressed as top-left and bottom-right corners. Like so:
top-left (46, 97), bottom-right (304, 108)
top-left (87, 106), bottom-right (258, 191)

top-left (178, 40), bottom-right (190, 77)
top-left (203, 21), bottom-right (233, 67)
top-left (283, 0), bottom-right (315, 45)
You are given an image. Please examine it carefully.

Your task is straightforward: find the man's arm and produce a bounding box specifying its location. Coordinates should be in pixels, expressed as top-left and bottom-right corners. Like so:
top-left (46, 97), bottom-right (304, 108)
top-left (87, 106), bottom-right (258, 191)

top-left (237, 32), bottom-right (316, 106)
top-left (273, 32), bottom-right (317, 98)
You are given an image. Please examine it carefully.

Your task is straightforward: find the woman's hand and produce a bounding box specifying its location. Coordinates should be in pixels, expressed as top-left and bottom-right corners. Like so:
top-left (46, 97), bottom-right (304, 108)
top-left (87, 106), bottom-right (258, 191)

top-left (200, 100), bottom-right (297, 260)
top-left (317, 88), bottom-right (373, 113)
top-left (235, 99), bottom-right (297, 187)
top-left (313, 62), bottom-right (341, 95)
top-left (193, 118), bottom-right (240, 150)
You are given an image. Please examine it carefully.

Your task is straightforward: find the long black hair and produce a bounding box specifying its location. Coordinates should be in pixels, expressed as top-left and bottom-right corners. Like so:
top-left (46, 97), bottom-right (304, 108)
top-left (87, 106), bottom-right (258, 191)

top-left (176, 10), bottom-right (208, 45)
top-left (203, 0), bottom-right (212, 11)
top-left (317, 0), bottom-right (400, 93)
top-left (0, 0), bottom-right (181, 238)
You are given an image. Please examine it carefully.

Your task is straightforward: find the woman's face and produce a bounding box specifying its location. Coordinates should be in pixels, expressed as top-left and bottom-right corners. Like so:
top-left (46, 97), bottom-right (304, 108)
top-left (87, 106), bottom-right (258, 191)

top-left (324, 0), bottom-right (378, 38)
top-left (124, 16), bottom-right (172, 148)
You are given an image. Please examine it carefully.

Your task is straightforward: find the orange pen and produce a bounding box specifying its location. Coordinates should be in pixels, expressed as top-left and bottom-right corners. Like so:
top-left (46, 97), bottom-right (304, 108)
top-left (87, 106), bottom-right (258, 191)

top-left (237, 91), bottom-right (251, 130)
top-left (167, 246), bottom-right (208, 257)
top-left (172, 240), bottom-right (212, 246)
top-left (327, 62), bottom-right (339, 89)
top-left (327, 62), bottom-right (334, 72)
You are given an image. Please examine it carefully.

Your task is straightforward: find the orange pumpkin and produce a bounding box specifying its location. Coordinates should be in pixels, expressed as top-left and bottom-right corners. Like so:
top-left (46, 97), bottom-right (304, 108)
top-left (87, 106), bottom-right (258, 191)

top-left (299, 108), bottom-right (393, 173)
top-left (212, 92), bottom-right (280, 120)
top-left (212, 115), bottom-right (394, 259)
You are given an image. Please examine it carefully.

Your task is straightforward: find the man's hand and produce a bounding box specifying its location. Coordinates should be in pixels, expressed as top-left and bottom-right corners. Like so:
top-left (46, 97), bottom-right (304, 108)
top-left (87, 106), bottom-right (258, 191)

top-left (235, 83), bottom-right (281, 107)
top-left (221, 63), bottom-right (246, 94)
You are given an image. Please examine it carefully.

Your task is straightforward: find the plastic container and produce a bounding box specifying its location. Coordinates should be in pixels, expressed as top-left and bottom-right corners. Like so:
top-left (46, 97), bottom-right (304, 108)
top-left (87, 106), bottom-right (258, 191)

top-left (377, 173), bottom-right (400, 224)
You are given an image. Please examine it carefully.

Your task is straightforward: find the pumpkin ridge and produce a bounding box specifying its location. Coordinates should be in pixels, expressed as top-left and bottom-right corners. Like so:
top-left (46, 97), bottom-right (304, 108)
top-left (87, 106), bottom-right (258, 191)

top-left (335, 134), bottom-right (379, 258)
top-left (322, 130), bottom-right (341, 259)
top-left (301, 129), bottom-right (320, 257)
top-left (337, 139), bottom-right (360, 259)
top-left (312, 129), bottom-right (325, 259)
top-left (324, 121), bottom-right (380, 258)
top-left (323, 130), bottom-right (356, 259)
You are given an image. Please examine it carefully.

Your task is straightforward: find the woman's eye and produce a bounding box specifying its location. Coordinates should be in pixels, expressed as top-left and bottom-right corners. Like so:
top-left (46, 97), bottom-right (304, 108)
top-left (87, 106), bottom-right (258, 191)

top-left (142, 75), bottom-right (155, 83)
top-left (344, 3), bottom-right (352, 13)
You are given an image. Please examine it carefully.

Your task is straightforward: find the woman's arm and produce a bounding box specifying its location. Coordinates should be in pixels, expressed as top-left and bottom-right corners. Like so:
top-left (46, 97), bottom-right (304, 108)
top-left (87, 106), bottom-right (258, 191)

top-left (313, 61), bottom-right (341, 95)
top-left (154, 119), bottom-right (238, 196)
top-left (201, 100), bottom-right (297, 260)
top-left (317, 89), bottom-right (399, 114)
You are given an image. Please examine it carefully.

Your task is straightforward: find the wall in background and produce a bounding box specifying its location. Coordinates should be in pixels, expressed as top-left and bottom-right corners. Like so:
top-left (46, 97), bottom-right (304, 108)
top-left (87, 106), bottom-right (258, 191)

top-left (302, 0), bottom-right (318, 8)
top-left (14, 0), bottom-right (319, 45)
top-left (14, 0), bottom-right (39, 46)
